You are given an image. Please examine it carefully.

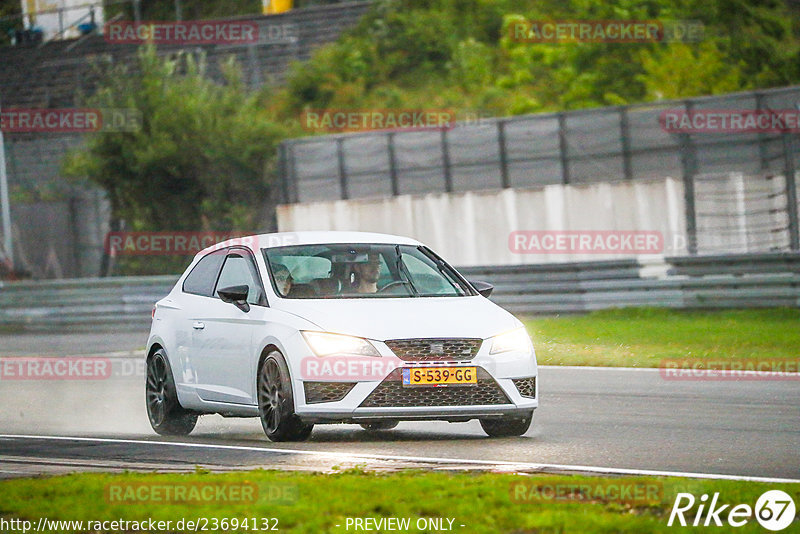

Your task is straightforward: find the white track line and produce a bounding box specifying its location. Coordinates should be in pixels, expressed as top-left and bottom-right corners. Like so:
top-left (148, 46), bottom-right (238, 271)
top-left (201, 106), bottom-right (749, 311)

top-left (0, 351), bottom-right (143, 359)
top-left (1, 434), bottom-right (798, 484)
top-left (540, 365), bottom-right (659, 372)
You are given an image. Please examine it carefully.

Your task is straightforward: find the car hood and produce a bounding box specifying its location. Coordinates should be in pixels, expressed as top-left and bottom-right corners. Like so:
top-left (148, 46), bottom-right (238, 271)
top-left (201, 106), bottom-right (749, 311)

top-left (274, 296), bottom-right (519, 341)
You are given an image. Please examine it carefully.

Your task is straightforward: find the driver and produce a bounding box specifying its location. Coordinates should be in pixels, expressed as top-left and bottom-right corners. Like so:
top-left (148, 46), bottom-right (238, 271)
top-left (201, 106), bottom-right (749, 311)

top-left (351, 253), bottom-right (381, 293)
top-left (272, 263), bottom-right (293, 296)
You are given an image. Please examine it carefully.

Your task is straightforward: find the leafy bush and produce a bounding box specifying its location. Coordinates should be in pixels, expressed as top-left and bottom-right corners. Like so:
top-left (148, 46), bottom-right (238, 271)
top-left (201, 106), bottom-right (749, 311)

top-left (64, 47), bottom-right (286, 274)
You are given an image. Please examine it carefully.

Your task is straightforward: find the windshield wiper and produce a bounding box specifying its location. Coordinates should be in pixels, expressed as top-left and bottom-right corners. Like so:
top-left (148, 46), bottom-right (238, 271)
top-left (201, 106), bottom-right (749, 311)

top-left (395, 245), bottom-right (419, 297)
top-left (419, 247), bottom-right (469, 296)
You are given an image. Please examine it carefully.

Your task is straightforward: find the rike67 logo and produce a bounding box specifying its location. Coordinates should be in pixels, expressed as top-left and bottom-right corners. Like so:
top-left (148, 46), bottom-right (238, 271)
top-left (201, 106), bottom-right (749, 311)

top-left (668, 490), bottom-right (796, 531)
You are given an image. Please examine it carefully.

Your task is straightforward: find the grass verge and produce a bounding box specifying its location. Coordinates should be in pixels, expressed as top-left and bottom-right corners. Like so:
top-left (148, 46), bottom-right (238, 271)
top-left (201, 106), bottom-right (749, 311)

top-left (523, 308), bottom-right (800, 368)
top-left (0, 470), bottom-right (798, 533)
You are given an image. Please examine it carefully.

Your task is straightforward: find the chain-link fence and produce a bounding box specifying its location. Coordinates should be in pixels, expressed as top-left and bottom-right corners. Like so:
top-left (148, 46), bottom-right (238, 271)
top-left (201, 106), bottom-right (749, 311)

top-left (279, 86), bottom-right (800, 255)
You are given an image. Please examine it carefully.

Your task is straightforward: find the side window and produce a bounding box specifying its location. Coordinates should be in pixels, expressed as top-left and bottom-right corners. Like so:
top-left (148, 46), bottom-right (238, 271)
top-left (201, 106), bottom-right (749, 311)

top-left (182, 250), bottom-right (226, 297)
top-left (215, 252), bottom-right (266, 306)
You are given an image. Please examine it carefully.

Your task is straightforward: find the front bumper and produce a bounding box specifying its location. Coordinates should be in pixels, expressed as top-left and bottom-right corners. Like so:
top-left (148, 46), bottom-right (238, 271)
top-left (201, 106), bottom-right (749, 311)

top-left (299, 406), bottom-right (534, 424)
top-left (291, 336), bottom-right (538, 424)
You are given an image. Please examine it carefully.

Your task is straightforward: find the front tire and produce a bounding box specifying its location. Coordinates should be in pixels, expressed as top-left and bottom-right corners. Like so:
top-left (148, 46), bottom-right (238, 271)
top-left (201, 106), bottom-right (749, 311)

top-left (479, 411), bottom-right (533, 437)
top-left (146, 349), bottom-right (198, 436)
top-left (257, 351), bottom-right (313, 442)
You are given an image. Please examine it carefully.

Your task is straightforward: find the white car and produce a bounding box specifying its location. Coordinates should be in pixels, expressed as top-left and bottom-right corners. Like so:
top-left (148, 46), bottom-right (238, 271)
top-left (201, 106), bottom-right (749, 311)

top-left (145, 231), bottom-right (538, 441)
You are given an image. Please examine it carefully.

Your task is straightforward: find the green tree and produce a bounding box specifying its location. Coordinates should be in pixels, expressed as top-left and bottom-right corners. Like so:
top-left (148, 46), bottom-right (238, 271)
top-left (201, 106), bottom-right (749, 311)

top-left (281, 0), bottom-right (800, 115)
top-left (64, 46), bottom-right (286, 274)
top-left (639, 41), bottom-right (745, 100)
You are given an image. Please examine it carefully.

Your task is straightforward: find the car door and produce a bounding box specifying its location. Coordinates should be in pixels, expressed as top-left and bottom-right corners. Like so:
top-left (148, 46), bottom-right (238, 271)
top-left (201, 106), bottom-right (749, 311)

top-left (190, 247), bottom-right (268, 405)
top-left (174, 249), bottom-right (227, 397)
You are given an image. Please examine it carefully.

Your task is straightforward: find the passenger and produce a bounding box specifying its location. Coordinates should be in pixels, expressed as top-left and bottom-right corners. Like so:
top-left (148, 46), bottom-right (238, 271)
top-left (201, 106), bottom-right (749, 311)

top-left (272, 263), bottom-right (293, 296)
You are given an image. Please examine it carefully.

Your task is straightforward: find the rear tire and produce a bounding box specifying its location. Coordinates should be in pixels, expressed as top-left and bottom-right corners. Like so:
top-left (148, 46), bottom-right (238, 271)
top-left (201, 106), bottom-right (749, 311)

top-left (257, 351), bottom-right (314, 442)
top-left (359, 421), bottom-right (398, 431)
top-left (146, 349), bottom-right (198, 436)
top-left (479, 411), bottom-right (533, 437)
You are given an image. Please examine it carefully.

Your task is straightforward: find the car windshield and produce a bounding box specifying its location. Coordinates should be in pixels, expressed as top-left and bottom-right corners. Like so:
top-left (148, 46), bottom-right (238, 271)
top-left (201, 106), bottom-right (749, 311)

top-left (263, 244), bottom-right (474, 299)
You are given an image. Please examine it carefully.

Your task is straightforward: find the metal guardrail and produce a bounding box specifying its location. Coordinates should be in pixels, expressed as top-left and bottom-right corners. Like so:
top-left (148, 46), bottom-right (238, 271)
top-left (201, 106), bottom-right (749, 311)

top-left (1, 254), bottom-right (798, 330)
top-left (460, 253), bottom-right (800, 315)
top-left (0, 275), bottom-right (176, 330)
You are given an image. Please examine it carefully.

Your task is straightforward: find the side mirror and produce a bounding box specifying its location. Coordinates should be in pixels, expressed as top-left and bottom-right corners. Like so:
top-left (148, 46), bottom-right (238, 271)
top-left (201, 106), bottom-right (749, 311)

top-left (218, 285), bottom-right (251, 312)
top-left (470, 280), bottom-right (494, 298)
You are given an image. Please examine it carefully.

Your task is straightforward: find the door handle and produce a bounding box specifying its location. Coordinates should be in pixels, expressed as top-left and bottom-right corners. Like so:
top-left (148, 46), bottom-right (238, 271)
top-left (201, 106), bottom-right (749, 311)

top-left (192, 321), bottom-right (205, 330)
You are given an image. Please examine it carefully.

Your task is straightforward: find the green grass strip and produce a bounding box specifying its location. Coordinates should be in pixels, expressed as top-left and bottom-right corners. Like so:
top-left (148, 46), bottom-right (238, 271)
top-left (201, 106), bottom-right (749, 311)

top-left (524, 308), bottom-right (800, 369)
top-left (1, 470), bottom-right (798, 533)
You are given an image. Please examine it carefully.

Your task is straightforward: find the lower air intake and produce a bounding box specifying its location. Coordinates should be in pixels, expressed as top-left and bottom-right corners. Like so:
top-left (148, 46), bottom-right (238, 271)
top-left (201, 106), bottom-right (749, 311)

top-left (512, 377), bottom-right (536, 398)
top-left (303, 381), bottom-right (357, 404)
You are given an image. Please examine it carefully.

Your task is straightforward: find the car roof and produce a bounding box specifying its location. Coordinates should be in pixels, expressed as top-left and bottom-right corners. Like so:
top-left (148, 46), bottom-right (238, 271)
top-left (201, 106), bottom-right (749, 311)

top-left (200, 231), bottom-right (424, 256)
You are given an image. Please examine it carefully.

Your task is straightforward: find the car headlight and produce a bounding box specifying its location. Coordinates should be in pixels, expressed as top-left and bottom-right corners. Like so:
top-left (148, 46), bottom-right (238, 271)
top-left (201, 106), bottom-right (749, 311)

top-left (301, 331), bottom-right (381, 358)
top-left (490, 327), bottom-right (532, 355)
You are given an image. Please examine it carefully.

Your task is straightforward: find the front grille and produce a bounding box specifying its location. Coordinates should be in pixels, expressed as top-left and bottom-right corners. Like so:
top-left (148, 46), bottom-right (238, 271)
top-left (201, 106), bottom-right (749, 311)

top-left (303, 381), bottom-right (357, 404)
top-left (359, 368), bottom-right (510, 408)
top-left (512, 377), bottom-right (536, 398)
top-left (385, 338), bottom-right (483, 362)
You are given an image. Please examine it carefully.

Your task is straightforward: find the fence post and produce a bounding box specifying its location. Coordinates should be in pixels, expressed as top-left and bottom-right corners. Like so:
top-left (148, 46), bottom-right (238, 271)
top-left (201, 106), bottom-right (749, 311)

top-left (336, 138), bottom-right (349, 200)
top-left (277, 142), bottom-right (290, 205)
top-left (761, 103), bottom-right (800, 251)
top-left (0, 98), bottom-right (12, 269)
top-left (679, 101), bottom-right (698, 255)
top-left (246, 44), bottom-right (260, 88)
top-left (441, 129), bottom-right (453, 193)
top-left (619, 106), bottom-right (633, 180)
top-left (755, 92), bottom-right (770, 171)
top-left (287, 142), bottom-right (298, 203)
top-left (498, 119), bottom-right (510, 188)
top-left (68, 194), bottom-right (80, 277)
top-left (557, 112), bottom-right (570, 185)
top-left (387, 132), bottom-right (399, 196)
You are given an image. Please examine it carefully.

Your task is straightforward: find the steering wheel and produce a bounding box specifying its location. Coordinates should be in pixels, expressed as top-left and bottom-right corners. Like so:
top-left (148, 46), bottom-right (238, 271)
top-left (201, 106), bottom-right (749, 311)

top-left (377, 280), bottom-right (414, 293)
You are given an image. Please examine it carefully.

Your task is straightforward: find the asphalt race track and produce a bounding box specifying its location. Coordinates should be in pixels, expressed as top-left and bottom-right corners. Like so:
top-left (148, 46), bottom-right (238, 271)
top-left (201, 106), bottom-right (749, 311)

top-left (0, 331), bottom-right (798, 482)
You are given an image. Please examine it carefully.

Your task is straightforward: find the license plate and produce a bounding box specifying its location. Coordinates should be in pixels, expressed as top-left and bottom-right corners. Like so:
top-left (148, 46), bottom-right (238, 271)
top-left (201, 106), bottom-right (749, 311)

top-left (402, 367), bottom-right (477, 387)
